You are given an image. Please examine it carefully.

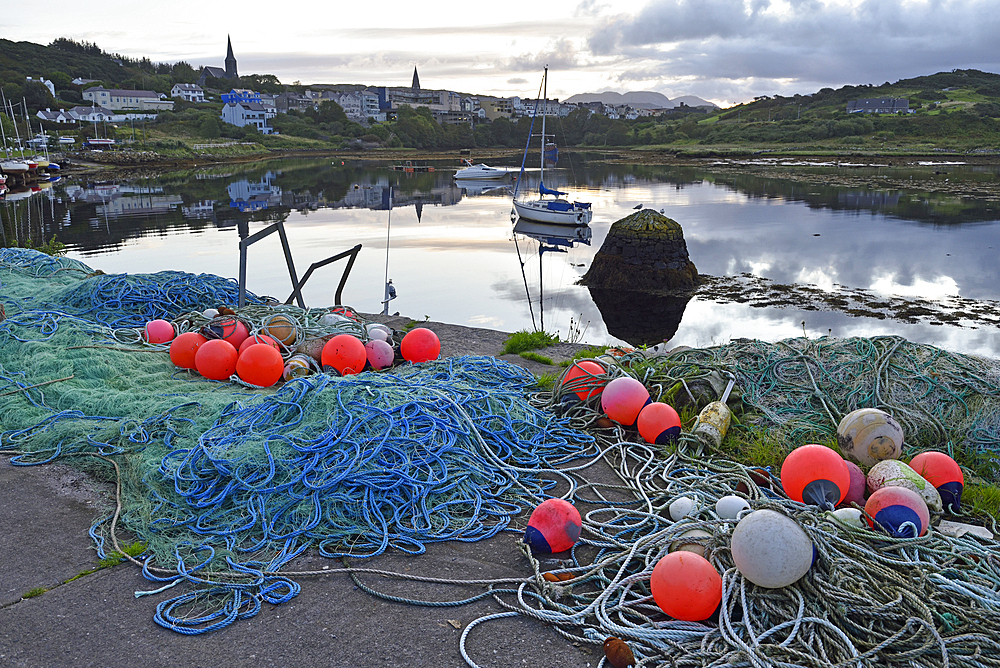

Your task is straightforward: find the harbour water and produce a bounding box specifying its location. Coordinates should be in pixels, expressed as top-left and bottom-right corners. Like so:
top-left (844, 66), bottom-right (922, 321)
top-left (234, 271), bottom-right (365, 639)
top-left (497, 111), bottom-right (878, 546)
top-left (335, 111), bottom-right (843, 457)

top-left (3, 155), bottom-right (998, 357)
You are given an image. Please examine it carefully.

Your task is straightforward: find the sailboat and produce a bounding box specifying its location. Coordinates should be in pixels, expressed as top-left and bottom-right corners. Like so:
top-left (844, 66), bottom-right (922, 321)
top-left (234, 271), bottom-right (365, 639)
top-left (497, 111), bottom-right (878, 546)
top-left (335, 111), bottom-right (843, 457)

top-left (511, 67), bottom-right (592, 226)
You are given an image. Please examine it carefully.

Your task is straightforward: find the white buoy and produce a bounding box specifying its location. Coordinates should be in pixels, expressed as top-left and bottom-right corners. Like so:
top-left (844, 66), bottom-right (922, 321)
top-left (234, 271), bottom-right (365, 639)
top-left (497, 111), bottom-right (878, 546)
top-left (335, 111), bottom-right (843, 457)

top-left (669, 528), bottom-right (713, 557)
top-left (837, 408), bottom-right (904, 466)
top-left (202, 308), bottom-right (219, 319)
top-left (367, 327), bottom-right (389, 342)
top-left (715, 495), bottom-right (750, 520)
top-left (828, 507), bottom-right (866, 529)
top-left (668, 497), bottom-right (696, 522)
top-left (731, 509), bottom-right (814, 588)
top-left (321, 313), bottom-right (351, 326)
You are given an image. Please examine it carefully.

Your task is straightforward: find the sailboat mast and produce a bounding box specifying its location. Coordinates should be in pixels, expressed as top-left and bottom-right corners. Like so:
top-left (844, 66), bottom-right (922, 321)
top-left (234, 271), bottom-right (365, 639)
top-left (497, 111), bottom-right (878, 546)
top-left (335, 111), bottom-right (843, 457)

top-left (540, 66), bottom-right (547, 190)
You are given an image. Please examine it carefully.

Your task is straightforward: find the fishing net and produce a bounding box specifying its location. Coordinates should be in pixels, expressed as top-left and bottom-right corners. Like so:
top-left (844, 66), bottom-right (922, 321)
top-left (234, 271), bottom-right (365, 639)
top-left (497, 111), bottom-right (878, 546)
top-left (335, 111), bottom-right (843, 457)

top-left (0, 248), bottom-right (597, 634)
top-left (7, 246), bottom-right (1000, 665)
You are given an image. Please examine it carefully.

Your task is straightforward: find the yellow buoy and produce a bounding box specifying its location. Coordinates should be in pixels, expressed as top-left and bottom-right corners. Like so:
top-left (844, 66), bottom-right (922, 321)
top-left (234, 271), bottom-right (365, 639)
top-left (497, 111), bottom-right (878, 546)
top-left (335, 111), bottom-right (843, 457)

top-left (263, 315), bottom-right (297, 346)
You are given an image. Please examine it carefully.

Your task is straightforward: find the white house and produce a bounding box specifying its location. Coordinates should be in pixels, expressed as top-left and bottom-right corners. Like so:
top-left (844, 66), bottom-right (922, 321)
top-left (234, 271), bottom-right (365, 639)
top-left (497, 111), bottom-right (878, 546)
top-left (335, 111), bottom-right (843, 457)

top-left (26, 77), bottom-right (56, 97)
top-left (67, 106), bottom-right (120, 123)
top-left (170, 83), bottom-right (205, 103)
top-left (36, 108), bottom-right (75, 123)
top-left (220, 101), bottom-right (274, 134)
top-left (83, 87), bottom-right (174, 111)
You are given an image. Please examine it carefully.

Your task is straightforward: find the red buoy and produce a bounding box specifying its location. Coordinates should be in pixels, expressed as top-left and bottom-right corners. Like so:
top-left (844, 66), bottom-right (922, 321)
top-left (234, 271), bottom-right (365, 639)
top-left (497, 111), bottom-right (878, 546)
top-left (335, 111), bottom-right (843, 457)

top-left (523, 498), bottom-right (582, 554)
top-left (600, 376), bottom-right (651, 427)
top-left (780, 444), bottom-right (849, 508)
top-left (169, 332), bottom-right (208, 369)
top-left (236, 343), bottom-right (284, 387)
top-left (561, 361), bottom-right (605, 401)
top-left (909, 451), bottom-right (964, 513)
top-left (865, 486), bottom-right (929, 537)
top-left (321, 334), bottom-right (367, 375)
top-left (400, 327), bottom-right (440, 363)
top-left (194, 338), bottom-right (239, 381)
top-left (637, 402), bottom-right (682, 445)
top-left (651, 551), bottom-right (722, 621)
top-left (207, 317), bottom-right (249, 350)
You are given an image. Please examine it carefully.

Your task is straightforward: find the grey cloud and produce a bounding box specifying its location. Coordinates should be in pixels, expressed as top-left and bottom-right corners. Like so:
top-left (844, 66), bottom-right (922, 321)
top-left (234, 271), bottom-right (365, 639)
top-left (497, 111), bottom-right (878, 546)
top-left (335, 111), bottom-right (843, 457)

top-left (587, 0), bottom-right (1000, 102)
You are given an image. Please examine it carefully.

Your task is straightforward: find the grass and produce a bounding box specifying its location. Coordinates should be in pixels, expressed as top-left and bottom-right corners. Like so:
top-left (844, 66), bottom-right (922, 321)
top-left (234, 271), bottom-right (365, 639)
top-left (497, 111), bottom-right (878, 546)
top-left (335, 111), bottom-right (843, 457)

top-left (519, 351), bottom-right (555, 365)
top-left (501, 330), bottom-right (559, 355)
top-left (23, 587), bottom-right (46, 599)
top-left (559, 345), bottom-right (609, 366)
top-left (535, 372), bottom-right (559, 390)
top-left (963, 483), bottom-right (1000, 519)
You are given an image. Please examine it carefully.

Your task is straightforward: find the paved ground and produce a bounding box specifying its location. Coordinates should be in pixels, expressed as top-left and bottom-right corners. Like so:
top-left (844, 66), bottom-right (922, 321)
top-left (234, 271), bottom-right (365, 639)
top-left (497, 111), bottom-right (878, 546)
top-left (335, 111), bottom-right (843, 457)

top-left (0, 317), bottom-right (608, 668)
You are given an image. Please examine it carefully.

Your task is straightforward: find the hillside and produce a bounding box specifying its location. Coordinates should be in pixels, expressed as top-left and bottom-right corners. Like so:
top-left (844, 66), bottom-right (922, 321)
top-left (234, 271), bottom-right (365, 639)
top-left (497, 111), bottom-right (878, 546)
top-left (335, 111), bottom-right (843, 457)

top-left (564, 91), bottom-right (717, 109)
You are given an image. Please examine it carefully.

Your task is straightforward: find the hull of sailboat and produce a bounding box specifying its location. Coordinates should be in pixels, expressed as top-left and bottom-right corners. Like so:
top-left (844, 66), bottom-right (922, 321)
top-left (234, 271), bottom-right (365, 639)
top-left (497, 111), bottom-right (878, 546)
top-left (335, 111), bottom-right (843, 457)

top-left (1, 161), bottom-right (30, 176)
top-left (513, 199), bottom-right (593, 226)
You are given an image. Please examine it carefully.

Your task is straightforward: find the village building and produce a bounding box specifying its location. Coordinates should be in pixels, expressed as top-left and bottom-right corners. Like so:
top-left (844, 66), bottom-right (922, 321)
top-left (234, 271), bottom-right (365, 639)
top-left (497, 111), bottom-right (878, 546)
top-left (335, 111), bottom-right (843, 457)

top-left (220, 101), bottom-right (275, 134)
top-left (82, 87), bottom-right (173, 111)
top-left (170, 83), bottom-right (206, 103)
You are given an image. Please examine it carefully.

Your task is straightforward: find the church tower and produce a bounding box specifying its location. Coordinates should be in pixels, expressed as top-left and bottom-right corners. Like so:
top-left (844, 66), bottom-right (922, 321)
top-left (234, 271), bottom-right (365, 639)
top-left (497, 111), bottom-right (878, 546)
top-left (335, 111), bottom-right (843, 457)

top-left (411, 66), bottom-right (420, 91)
top-left (225, 35), bottom-right (238, 79)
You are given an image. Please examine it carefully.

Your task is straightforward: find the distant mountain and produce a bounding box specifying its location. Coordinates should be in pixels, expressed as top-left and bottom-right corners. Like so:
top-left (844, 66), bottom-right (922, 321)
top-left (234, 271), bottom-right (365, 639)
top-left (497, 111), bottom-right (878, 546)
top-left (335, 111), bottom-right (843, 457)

top-left (563, 91), bottom-right (717, 109)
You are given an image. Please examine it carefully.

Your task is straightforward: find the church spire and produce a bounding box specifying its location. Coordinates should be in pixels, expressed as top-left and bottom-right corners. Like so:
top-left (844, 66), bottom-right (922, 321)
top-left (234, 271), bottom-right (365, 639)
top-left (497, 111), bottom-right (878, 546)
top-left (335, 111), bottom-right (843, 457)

top-left (411, 66), bottom-right (420, 91)
top-left (225, 35), bottom-right (238, 79)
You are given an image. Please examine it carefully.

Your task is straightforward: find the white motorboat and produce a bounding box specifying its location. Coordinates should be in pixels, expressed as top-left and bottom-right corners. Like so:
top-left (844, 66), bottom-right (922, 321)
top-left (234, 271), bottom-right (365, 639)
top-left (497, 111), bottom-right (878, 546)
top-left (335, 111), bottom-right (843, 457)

top-left (454, 159), bottom-right (508, 180)
top-left (511, 68), bottom-right (592, 226)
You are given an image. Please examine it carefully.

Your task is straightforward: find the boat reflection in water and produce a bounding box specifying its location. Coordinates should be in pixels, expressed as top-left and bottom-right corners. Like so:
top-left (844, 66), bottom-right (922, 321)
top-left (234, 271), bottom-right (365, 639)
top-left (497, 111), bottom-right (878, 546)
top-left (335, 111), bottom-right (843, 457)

top-left (512, 218), bottom-right (591, 333)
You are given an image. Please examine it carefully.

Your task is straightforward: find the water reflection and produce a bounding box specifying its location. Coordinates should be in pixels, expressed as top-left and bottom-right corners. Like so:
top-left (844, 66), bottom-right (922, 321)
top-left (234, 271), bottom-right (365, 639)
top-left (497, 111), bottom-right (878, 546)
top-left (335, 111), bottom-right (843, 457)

top-left (512, 219), bottom-right (591, 334)
top-left (2, 156), bottom-right (998, 357)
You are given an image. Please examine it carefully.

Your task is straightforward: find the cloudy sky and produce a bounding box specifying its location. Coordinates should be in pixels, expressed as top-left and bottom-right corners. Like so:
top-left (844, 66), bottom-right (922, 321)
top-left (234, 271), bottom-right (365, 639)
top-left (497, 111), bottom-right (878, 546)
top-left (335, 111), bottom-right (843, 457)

top-left (5, 0), bottom-right (999, 106)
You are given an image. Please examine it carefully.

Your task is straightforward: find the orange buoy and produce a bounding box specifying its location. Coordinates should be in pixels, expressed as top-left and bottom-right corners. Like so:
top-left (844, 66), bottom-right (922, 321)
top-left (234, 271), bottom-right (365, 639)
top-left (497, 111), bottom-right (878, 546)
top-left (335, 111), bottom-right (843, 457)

top-left (637, 402), bottom-right (681, 445)
top-left (236, 343), bottom-right (284, 387)
top-left (400, 327), bottom-right (440, 363)
top-left (909, 451), bottom-right (964, 513)
top-left (865, 486), bottom-right (929, 537)
top-left (321, 334), bottom-right (367, 375)
top-left (650, 551), bottom-right (721, 621)
top-left (169, 332), bottom-right (208, 369)
top-left (238, 334), bottom-right (281, 356)
top-left (780, 444), bottom-right (850, 509)
top-left (561, 361), bottom-right (605, 401)
top-left (194, 338), bottom-right (238, 381)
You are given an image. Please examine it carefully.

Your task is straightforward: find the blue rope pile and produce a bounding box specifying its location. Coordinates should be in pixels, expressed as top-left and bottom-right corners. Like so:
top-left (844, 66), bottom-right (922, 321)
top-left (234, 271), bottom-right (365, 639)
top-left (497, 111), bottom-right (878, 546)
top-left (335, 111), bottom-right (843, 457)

top-left (0, 247), bottom-right (93, 275)
top-left (91, 357), bottom-right (594, 633)
top-left (53, 270), bottom-right (265, 329)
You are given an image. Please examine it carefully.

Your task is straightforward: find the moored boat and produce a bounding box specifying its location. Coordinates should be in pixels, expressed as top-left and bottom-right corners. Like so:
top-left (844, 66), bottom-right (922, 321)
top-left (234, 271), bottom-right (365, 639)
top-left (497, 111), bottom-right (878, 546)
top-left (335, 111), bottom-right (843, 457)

top-left (454, 159), bottom-right (508, 180)
top-left (511, 67), bottom-right (592, 226)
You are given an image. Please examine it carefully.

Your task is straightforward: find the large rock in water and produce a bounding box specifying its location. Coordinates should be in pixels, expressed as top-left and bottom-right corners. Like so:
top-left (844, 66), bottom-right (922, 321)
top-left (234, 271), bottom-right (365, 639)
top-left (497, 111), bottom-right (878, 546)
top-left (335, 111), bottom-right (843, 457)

top-left (581, 209), bottom-right (698, 291)
top-left (579, 210), bottom-right (698, 347)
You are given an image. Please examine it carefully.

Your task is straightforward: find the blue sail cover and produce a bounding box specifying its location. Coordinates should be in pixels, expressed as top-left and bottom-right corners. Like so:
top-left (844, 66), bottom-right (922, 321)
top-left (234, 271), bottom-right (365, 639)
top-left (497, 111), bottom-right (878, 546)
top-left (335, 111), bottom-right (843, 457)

top-left (539, 182), bottom-right (567, 197)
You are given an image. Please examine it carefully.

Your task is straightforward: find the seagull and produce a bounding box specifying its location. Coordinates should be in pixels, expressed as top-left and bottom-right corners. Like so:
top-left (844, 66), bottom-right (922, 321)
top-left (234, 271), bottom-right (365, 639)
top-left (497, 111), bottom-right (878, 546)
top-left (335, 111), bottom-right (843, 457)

top-left (633, 203), bottom-right (643, 209)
